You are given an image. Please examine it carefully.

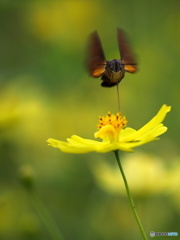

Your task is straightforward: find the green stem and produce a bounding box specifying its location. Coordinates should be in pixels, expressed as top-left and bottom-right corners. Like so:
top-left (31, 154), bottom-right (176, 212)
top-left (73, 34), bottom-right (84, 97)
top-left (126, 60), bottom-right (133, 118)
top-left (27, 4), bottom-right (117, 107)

top-left (114, 150), bottom-right (148, 240)
top-left (29, 189), bottom-right (65, 240)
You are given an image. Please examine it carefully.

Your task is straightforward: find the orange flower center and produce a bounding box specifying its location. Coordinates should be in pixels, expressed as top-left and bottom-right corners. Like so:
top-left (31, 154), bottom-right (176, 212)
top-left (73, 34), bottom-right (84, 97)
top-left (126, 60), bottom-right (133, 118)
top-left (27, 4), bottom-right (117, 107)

top-left (98, 112), bottom-right (127, 131)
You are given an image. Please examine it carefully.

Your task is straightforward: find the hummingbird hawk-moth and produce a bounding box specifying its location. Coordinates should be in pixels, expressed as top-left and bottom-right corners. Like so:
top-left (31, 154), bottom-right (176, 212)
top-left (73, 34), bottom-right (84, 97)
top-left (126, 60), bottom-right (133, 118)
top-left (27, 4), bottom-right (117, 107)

top-left (86, 28), bottom-right (138, 87)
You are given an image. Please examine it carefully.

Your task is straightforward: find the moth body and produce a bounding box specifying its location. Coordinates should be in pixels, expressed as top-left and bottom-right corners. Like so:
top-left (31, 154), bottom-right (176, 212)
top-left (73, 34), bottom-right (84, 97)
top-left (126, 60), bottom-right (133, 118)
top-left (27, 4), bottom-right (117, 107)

top-left (101, 59), bottom-right (125, 87)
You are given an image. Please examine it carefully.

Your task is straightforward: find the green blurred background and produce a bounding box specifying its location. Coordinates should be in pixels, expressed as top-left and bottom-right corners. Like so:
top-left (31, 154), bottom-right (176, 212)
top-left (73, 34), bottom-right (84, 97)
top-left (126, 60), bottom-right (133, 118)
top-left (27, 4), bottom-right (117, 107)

top-left (0, 0), bottom-right (179, 239)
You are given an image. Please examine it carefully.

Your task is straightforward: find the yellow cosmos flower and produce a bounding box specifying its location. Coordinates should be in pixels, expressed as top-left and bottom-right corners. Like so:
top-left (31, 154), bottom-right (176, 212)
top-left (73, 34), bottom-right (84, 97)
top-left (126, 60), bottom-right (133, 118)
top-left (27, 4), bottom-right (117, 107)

top-left (47, 105), bottom-right (171, 153)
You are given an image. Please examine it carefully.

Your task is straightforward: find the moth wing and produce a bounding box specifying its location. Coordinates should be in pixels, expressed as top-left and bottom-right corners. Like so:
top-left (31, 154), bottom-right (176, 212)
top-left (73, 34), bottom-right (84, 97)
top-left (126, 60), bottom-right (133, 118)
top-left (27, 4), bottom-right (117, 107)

top-left (86, 31), bottom-right (106, 77)
top-left (117, 28), bottom-right (138, 73)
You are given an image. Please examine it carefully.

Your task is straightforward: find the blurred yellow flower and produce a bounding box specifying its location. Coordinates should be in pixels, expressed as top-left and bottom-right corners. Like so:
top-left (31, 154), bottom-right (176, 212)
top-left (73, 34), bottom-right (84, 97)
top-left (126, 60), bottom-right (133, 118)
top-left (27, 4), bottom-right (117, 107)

top-left (91, 152), bottom-right (179, 196)
top-left (47, 105), bottom-right (171, 153)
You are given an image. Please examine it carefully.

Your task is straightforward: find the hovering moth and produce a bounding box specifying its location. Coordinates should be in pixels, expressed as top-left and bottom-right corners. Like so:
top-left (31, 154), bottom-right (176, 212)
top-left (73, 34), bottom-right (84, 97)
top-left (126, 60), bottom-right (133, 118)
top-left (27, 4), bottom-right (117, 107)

top-left (86, 28), bottom-right (138, 87)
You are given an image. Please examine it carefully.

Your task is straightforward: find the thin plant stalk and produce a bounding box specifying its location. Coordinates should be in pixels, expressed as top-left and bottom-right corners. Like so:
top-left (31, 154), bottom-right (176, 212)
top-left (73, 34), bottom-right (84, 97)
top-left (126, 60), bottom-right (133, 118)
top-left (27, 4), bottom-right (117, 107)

top-left (114, 150), bottom-right (148, 240)
top-left (29, 189), bottom-right (65, 240)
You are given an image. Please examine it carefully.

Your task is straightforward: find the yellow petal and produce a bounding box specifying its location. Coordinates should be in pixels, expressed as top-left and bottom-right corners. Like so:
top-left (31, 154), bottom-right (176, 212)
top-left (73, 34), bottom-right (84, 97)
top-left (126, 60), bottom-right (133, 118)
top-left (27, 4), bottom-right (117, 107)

top-left (119, 127), bottom-right (137, 141)
top-left (95, 125), bottom-right (119, 143)
top-left (69, 135), bottom-right (100, 145)
top-left (122, 105), bottom-right (171, 141)
top-left (137, 124), bottom-right (168, 141)
top-left (47, 138), bottom-right (95, 153)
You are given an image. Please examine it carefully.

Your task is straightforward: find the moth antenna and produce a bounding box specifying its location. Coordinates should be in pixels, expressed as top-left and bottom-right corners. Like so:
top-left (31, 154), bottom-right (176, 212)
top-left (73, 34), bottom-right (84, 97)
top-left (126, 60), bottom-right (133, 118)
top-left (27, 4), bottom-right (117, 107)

top-left (121, 63), bottom-right (137, 66)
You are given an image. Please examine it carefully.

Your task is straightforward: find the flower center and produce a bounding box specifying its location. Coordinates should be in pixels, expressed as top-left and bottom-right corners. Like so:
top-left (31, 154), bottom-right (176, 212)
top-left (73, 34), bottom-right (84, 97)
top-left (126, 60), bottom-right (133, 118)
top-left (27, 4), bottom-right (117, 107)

top-left (95, 112), bottom-right (127, 142)
top-left (98, 112), bottom-right (127, 131)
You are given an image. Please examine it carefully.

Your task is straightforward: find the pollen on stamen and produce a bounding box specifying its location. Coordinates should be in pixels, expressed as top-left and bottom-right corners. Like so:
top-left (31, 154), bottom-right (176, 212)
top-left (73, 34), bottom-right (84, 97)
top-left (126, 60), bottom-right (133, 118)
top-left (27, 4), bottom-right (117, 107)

top-left (97, 112), bottom-right (127, 130)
